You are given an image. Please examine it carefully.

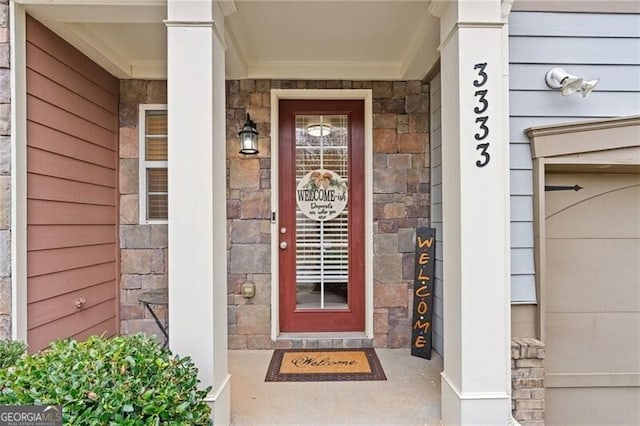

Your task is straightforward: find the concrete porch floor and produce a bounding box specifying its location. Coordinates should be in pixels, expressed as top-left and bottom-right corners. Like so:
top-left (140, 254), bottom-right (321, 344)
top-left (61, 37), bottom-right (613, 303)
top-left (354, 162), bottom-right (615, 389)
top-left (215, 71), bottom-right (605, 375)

top-left (229, 349), bottom-right (443, 425)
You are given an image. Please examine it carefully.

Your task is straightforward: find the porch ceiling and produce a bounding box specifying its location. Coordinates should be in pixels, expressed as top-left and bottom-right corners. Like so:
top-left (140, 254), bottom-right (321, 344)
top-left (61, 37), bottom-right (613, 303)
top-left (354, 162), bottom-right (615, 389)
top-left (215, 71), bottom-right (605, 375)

top-left (225, 1), bottom-right (440, 80)
top-left (22, 0), bottom-right (440, 81)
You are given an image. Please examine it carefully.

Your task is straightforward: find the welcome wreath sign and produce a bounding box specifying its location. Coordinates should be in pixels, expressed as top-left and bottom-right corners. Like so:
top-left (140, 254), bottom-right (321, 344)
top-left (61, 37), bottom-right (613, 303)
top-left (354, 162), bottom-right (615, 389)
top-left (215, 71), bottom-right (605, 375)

top-left (296, 169), bottom-right (348, 221)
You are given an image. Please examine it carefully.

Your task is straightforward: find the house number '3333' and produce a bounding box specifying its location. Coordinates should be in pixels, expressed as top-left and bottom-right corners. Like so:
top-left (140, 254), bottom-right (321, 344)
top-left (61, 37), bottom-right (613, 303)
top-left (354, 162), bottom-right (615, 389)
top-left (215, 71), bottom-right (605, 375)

top-left (473, 62), bottom-right (490, 168)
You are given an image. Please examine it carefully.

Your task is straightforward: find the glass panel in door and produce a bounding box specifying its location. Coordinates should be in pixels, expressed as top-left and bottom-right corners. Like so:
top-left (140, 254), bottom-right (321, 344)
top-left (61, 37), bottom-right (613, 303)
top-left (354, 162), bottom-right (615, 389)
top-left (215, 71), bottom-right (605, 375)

top-left (295, 115), bottom-right (349, 309)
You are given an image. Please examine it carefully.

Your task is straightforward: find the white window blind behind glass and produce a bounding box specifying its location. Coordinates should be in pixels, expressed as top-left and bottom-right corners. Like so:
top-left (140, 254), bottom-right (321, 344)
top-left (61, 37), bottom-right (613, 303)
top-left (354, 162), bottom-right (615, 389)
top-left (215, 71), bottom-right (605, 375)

top-left (295, 115), bottom-right (349, 309)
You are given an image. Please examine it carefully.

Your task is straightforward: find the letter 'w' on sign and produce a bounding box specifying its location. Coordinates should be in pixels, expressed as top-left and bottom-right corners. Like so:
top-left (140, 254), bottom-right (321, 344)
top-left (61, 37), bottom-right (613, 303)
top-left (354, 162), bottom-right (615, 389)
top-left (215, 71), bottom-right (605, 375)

top-left (411, 227), bottom-right (436, 360)
top-left (417, 236), bottom-right (434, 248)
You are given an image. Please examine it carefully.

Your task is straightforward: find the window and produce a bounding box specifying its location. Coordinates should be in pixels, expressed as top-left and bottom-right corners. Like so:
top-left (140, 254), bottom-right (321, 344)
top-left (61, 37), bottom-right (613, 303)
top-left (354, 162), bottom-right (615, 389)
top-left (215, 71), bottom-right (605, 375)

top-left (139, 105), bottom-right (168, 223)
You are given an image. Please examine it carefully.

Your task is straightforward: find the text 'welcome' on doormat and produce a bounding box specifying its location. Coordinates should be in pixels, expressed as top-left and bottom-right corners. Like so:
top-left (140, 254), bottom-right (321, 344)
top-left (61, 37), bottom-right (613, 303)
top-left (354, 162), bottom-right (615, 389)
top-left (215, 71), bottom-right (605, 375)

top-left (265, 348), bottom-right (387, 382)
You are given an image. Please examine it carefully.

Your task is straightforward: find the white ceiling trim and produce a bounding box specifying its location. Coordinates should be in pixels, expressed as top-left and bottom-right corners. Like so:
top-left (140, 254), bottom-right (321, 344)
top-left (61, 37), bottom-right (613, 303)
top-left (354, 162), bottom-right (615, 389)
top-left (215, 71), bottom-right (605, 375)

top-left (219, 0), bottom-right (237, 17)
top-left (17, 0), bottom-right (165, 6)
top-left (130, 60), bottom-right (166, 79)
top-left (22, 4), bottom-right (166, 23)
top-left (245, 60), bottom-right (403, 81)
top-left (21, 0), bottom-right (443, 81)
top-left (23, 1), bottom-right (167, 80)
top-left (427, 0), bottom-right (448, 18)
top-left (38, 20), bottom-right (132, 78)
top-left (399, 9), bottom-right (439, 80)
top-left (224, 25), bottom-right (248, 79)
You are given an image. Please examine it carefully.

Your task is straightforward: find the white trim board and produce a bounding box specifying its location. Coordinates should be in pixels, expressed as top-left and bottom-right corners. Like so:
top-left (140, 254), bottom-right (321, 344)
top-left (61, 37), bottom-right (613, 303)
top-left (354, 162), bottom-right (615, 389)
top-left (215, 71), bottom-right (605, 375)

top-left (10, 3), bottom-right (28, 341)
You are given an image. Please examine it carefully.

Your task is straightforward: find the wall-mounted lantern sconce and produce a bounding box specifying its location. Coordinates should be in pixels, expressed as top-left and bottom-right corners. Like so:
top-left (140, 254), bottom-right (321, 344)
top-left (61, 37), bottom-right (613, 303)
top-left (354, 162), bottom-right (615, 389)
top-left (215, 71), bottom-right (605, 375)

top-left (238, 113), bottom-right (259, 155)
top-left (545, 67), bottom-right (599, 98)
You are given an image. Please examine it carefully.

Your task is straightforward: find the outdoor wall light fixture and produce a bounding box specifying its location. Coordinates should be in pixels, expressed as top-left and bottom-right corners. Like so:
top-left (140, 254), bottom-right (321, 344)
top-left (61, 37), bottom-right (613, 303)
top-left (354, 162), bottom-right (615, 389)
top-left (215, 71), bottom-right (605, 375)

top-left (238, 113), bottom-right (259, 155)
top-left (545, 67), bottom-right (599, 98)
top-left (241, 282), bottom-right (256, 298)
top-left (307, 124), bottom-right (332, 137)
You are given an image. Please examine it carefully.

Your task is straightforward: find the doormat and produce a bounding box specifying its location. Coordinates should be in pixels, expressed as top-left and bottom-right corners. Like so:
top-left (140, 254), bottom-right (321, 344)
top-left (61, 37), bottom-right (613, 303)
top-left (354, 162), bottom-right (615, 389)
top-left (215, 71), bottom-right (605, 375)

top-left (265, 348), bottom-right (387, 382)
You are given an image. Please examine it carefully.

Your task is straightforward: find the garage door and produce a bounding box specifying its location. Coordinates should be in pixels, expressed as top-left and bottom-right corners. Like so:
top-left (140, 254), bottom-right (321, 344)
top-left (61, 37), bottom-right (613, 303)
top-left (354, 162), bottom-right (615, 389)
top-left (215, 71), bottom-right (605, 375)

top-left (26, 16), bottom-right (119, 352)
top-left (544, 172), bottom-right (640, 425)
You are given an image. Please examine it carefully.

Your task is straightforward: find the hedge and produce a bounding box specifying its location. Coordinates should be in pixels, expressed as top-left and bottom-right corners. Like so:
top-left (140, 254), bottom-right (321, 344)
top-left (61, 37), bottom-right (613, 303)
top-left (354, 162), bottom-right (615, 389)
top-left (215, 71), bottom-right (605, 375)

top-left (0, 334), bottom-right (211, 425)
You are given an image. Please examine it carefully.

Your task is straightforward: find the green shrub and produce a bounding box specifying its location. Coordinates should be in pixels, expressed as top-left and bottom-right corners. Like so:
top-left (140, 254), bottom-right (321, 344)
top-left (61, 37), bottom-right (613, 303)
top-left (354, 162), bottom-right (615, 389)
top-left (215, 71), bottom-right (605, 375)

top-left (0, 339), bottom-right (27, 369)
top-left (0, 334), bottom-right (211, 425)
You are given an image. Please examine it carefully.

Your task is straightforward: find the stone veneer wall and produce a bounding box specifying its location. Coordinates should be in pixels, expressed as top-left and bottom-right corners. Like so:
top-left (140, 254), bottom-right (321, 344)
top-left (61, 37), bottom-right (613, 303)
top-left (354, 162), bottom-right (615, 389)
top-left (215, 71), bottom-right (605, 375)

top-left (0, 1), bottom-right (11, 339)
top-left (512, 337), bottom-right (546, 425)
top-left (226, 80), bottom-right (430, 349)
top-left (118, 80), bottom-right (168, 338)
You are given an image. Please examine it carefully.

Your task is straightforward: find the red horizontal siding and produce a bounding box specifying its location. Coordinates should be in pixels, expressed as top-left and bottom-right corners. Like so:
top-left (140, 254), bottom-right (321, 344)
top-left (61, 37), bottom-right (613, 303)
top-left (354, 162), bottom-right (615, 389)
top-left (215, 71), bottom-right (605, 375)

top-left (72, 317), bottom-right (118, 342)
top-left (26, 17), bottom-right (118, 96)
top-left (28, 200), bottom-right (116, 225)
top-left (26, 43), bottom-right (117, 114)
top-left (28, 225), bottom-right (116, 250)
top-left (27, 147), bottom-right (116, 188)
top-left (27, 69), bottom-right (116, 130)
top-left (28, 300), bottom-right (117, 352)
top-left (28, 174), bottom-right (116, 206)
top-left (28, 122), bottom-right (116, 169)
top-left (29, 281), bottom-right (116, 329)
top-left (28, 263), bottom-right (117, 303)
top-left (27, 95), bottom-right (116, 149)
top-left (26, 15), bottom-right (119, 352)
top-left (27, 244), bottom-right (116, 278)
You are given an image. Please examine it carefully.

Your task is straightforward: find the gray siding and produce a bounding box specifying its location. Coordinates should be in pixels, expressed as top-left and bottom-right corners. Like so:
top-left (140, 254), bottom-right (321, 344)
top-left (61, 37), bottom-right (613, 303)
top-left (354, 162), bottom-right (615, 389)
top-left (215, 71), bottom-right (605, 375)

top-left (424, 11), bottom-right (639, 352)
top-left (429, 74), bottom-right (443, 356)
top-left (509, 11), bottom-right (640, 302)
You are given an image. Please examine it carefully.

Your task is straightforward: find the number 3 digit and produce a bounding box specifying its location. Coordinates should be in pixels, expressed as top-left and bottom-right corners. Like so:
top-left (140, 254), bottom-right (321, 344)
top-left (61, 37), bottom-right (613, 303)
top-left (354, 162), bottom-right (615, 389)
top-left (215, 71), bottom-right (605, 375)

top-left (475, 143), bottom-right (490, 167)
top-left (474, 116), bottom-right (489, 141)
top-left (474, 90), bottom-right (488, 114)
top-left (473, 63), bottom-right (488, 87)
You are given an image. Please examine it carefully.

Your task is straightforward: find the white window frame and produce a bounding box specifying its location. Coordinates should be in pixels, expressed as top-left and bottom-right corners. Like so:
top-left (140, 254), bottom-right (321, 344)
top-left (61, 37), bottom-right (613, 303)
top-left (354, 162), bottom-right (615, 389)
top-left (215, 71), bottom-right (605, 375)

top-left (139, 104), bottom-right (168, 224)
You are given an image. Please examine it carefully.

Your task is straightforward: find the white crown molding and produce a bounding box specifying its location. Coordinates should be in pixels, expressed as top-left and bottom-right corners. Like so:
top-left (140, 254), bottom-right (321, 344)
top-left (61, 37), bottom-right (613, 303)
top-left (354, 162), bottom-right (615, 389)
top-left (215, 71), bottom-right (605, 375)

top-left (38, 21), bottom-right (132, 78)
top-left (16, 0), bottom-right (165, 5)
top-left (399, 10), bottom-right (440, 80)
top-left (164, 20), bottom-right (214, 27)
top-left (131, 60), bottom-right (166, 79)
top-left (219, 0), bottom-right (237, 17)
top-left (502, 0), bottom-right (514, 19)
top-left (224, 25), bottom-right (248, 78)
top-left (22, 4), bottom-right (166, 23)
top-left (527, 114), bottom-right (640, 139)
top-left (527, 115), bottom-right (640, 160)
top-left (427, 0), bottom-right (448, 18)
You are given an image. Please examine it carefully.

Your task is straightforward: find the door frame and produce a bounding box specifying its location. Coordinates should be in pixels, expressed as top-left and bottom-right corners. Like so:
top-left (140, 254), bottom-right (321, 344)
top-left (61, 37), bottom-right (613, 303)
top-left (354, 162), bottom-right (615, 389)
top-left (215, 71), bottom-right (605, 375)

top-left (526, 114), bottom-right (640, 341)
top-left (270, 89), bottom-right (373, 340)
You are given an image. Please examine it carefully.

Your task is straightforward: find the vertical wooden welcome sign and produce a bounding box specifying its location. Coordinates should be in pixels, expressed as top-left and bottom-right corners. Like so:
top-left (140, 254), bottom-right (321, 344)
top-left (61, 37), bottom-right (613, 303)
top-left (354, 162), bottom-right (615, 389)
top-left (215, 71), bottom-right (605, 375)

top-left (411, 227), bottom-right (436, 360)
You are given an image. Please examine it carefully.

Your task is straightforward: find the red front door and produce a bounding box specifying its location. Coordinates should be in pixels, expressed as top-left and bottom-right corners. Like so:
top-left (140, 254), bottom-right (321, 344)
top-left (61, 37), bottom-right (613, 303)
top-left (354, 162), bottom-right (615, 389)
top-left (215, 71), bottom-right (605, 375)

top-left (278, 99), bottom-right (365, 332)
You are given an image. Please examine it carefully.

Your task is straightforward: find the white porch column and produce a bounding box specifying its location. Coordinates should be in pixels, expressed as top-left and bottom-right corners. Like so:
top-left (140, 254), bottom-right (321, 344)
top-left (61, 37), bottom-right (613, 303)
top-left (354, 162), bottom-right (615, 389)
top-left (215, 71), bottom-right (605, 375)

top-left (429, 1), bottom-right (512, 424)
top-left (166, 1), bottom-right (229, 424)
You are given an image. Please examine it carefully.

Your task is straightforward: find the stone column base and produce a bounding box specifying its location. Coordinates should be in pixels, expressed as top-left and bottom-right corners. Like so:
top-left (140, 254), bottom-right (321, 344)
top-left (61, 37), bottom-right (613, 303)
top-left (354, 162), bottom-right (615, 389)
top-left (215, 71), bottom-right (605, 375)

top-left (511, 338), bottom-right (545, 425)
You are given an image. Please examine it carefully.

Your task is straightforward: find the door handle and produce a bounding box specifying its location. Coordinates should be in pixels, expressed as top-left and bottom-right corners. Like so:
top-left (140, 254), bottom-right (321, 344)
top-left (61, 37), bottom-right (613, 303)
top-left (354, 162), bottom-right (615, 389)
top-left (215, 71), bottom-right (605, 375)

top-left (279, 241), bottom-right (288, 250)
